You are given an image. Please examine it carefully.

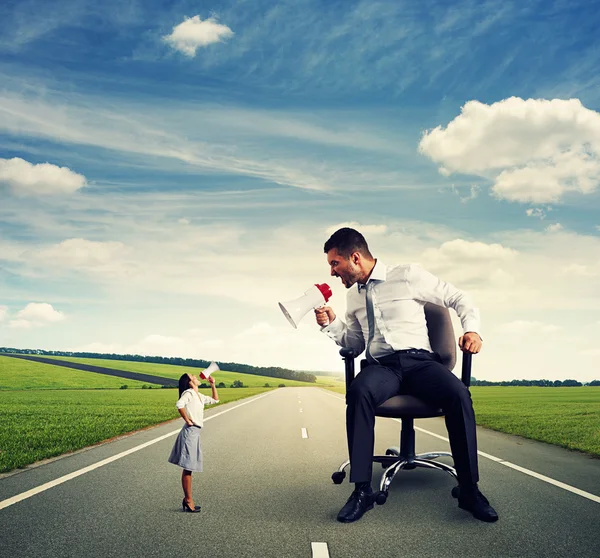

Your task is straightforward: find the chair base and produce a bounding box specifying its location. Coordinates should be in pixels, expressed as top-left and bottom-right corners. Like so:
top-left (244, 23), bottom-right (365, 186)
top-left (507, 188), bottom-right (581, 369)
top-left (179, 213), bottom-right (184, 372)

top-left (332, 449), bottom-right (458, 506)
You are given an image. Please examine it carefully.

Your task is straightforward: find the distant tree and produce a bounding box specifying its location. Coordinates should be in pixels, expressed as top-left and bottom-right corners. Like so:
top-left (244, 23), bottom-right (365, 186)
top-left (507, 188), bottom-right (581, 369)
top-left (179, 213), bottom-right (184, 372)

top-left (231, 380), bottom-right (245, 388)
top-left (199, 382), bottom-right (209, 388)
top-left (120, 385), bottom-right (128, 389)
top-left (217, 382), bottom-right (226, 388)
top-left (264, 383), bottom-right (270, 387)
top-left (588, 380), bottom-right (600, 386)
top-left (562, 379), bottom-right (582, 387)
top-left (278, 383), bottom-right (286, 388)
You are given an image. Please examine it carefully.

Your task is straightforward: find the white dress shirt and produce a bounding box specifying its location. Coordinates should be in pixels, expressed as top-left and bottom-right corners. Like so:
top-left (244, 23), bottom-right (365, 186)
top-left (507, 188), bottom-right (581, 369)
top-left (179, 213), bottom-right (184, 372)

top-left (322, 261), bottom-right (481, 358)
top-left (176, 389), bottom-right (219, 427)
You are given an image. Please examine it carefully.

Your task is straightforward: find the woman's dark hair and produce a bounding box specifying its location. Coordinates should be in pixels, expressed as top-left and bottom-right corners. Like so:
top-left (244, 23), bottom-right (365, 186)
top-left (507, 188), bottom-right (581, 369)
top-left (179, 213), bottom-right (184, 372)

top-left (178, 373), bottom-right (192, 397)
top-left (324, 227), bottom-right (373, 259)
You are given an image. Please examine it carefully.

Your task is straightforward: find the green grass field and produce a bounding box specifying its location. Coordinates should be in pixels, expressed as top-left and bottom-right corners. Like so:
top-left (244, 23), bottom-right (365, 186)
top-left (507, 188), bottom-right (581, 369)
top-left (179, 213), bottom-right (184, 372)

top-left (325, 384), bottom-right (600, 457)
top-left (0, 387), bottom-right (270, 473)
top-left (0, 356), bottom-right (151, 390)
top-left (470, 386), bottom-right (600, 456)
top-left (34, 355), bottom-right (339, 387)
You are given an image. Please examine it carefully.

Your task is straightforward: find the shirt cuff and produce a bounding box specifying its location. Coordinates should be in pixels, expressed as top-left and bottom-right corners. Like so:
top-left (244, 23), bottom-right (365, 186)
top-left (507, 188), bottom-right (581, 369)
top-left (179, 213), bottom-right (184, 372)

top-left (321, 316), bottom-right (343, 338)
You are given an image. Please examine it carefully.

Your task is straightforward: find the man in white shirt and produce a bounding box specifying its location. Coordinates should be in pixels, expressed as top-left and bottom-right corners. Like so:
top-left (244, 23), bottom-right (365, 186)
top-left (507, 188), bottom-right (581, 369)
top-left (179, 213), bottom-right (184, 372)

top-left (315, 227), bottom-right (498, 524)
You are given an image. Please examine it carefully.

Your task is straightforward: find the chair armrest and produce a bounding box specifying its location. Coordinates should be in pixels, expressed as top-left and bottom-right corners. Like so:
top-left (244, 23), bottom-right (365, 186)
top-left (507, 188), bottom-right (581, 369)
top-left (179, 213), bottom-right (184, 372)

top-left (339, 348), bottom-right (357, 389)
top-left (461, 352), bottom-right (472, 387)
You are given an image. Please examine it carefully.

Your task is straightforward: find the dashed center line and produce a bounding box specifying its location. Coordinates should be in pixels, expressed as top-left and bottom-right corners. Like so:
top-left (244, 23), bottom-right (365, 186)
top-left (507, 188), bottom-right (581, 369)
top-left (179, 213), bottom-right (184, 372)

top-left (301, 428), bottom-right (308, 439)
top-left (311, 542), bottom-right (330, 558)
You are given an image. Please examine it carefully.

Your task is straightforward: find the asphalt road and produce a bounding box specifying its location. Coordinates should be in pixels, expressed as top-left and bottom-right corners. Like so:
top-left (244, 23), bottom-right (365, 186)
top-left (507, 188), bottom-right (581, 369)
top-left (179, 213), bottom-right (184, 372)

top-left (1, 387), bottom-right (599, 558)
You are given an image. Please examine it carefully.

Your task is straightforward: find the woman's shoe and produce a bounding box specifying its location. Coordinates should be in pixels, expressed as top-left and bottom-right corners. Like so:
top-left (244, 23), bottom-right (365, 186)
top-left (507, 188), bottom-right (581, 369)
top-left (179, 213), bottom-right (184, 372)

top-left (182, 498), bottom-right (201, 513)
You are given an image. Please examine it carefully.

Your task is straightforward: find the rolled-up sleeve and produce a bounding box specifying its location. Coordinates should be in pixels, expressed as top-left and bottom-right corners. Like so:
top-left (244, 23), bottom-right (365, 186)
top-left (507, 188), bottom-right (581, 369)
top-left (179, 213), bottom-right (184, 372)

top-left (175, 391), bottom-right (192, 409)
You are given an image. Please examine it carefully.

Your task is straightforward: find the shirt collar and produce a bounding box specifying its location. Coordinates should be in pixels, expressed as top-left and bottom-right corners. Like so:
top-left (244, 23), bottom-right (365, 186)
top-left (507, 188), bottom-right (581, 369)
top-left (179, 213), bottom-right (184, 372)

top-left (357, 260), bottom-right (386, 292)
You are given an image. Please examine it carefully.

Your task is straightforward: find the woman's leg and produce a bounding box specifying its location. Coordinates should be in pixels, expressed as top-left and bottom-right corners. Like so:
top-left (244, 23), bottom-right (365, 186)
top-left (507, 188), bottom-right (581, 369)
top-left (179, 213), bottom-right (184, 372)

top-left (182, 470), bottom-right (193, 504)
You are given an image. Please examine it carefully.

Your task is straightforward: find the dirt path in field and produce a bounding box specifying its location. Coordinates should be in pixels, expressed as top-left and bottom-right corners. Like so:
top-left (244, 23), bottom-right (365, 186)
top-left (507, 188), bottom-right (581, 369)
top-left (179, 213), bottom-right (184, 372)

top-left (2, 354), bottom-right (178, 387)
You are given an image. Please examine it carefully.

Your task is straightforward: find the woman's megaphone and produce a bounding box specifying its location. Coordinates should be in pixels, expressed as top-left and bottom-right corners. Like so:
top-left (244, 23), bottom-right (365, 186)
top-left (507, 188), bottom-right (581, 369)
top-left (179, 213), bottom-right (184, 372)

top-left (278, 283), bottom-right (332, 328)
top-left (200, 361), bottom-right (219, 379)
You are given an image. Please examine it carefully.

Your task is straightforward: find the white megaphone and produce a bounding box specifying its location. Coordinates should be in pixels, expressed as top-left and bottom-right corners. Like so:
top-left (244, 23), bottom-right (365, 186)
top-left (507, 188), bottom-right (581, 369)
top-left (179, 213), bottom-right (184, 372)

top-left (278, 283), bottom-right (332, 329)
top-left (200, 361), bottom-right (219, 380)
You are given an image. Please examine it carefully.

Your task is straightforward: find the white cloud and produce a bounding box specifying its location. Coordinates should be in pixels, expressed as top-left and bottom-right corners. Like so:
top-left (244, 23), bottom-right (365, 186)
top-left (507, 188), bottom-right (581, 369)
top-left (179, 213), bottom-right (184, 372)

top-left (561, 263), bottom-right (597, 277)
top-left (325, 222), bottom-right (388, 236)
top-left (546, 223), bottom-right (563, 232)
top-left (526, 208), bottom-right (547, 219)
top-left (423, 239), bottom-right (517, 263)
top-left (163, 16), bottom-right (233, 57)
top-left (38, 239), bottom-right (131, 277)
top-left (0, 157), bottom-right (87, 196)
top-left (419, 97), bottom-right (600, 203)
top-left (497, 320), bottom-right (561, 333)
top-left (0, 306), bottom-right (7, 322)
top-left (10, 303), bottom-right (66, 329)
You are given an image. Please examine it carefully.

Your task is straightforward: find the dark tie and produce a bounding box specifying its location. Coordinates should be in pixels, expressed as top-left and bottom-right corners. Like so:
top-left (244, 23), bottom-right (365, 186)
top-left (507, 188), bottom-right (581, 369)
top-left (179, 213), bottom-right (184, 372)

top-left (365, 281), bottom-right (378, 364)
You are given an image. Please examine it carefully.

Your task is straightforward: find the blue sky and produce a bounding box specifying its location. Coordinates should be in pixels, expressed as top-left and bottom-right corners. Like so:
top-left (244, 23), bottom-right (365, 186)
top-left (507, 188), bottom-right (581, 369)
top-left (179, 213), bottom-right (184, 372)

top-left (1, 0), bottom-right (600, 381)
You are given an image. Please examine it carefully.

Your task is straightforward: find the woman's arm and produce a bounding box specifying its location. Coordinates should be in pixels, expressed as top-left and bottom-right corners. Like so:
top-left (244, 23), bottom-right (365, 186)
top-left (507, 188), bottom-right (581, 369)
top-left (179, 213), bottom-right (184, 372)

top-left (177, 407), bottom-right (194, 426)
top-left (208, 376), bottom-right (219, 402)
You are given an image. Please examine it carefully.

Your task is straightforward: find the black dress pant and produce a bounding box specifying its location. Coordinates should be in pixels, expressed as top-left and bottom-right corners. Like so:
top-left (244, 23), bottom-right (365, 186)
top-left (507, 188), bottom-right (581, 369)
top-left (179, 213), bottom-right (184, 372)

top-left (346, 350), bottom-right (479, 486)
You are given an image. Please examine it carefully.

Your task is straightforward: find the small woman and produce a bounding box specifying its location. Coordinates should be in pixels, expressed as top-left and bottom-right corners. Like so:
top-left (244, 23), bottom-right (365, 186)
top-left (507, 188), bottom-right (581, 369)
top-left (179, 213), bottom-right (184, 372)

top-left (168, 371), bottom-right (219, 512)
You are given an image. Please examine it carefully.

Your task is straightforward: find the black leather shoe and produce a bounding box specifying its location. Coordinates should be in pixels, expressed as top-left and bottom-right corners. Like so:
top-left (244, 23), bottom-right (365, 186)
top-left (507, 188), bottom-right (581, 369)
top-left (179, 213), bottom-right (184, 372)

top-left (336, 489), bottom-right (374, 523)
top-left (457, 487), bottom-right (498, 522)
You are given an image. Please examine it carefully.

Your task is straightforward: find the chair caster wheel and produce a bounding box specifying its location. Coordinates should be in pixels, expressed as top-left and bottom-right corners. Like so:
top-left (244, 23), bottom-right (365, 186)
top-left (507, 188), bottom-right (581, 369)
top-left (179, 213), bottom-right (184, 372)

top-left (374, 491), bottom-right (387, 505)
top-left (331, 471), bottom-right (346, 484)
top-left (451, 486), bottom-right (460, 499)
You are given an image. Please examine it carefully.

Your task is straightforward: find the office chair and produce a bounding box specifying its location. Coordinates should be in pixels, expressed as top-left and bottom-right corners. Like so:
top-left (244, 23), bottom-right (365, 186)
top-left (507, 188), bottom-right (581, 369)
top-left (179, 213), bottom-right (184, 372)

top-left (331, 302), bottom-right (473, 505)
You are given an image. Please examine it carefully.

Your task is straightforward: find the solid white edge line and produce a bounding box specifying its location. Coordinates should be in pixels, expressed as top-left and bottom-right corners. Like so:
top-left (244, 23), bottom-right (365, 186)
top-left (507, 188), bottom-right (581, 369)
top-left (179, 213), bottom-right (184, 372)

top-left (301, 428), bottom-right (308, 439)
top-left (319, 389), bottom-right (600, 504)
top-left (0, 390), bottom-right (275, 511)
top-left (311, 542), bottom-right (330, 558)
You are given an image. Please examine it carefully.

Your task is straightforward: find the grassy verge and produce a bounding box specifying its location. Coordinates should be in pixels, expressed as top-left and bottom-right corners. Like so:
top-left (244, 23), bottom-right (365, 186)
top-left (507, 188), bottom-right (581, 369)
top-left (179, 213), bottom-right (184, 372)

top-left (0, 387), bottom-right (271, 473)
top-left (323, 385), bottom-right (600, 457)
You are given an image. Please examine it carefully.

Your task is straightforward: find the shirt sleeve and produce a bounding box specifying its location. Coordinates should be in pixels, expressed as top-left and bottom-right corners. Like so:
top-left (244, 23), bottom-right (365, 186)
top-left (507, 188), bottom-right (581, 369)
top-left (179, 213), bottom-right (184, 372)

top-left (321, 310), bottom-right (366, 355)
top-left (175, 390), bottom-right (193, 409)
top-left (407, 264), bottom-right (481, 335)
top-left (199, 393), bottom-right (219, 405)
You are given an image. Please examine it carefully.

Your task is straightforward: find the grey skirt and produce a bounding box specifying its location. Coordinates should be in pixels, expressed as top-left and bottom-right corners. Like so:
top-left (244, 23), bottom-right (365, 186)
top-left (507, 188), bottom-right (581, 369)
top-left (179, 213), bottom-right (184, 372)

top-left (168, 424), bottom-right (203, 472)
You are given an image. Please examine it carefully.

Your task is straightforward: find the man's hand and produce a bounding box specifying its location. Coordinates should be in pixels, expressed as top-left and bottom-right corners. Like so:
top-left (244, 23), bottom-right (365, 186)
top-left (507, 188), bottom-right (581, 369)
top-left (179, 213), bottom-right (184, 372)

top-left (315, 306), bottom-right (336, 327)
top-left (208, 376), bottom-right (215, 386)
top-left (458, 331), bottom-right (482, 354)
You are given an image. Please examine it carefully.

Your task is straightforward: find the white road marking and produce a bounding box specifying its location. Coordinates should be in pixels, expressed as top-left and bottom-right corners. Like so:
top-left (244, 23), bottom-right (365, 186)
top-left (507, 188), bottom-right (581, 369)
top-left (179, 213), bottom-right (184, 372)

top-left (301, 428), bottom-right (308, 439)
top-left (311, 542), bottom-right (330, 558)
top-left (320, 389), bottom-right (600, 504)
top-left (0, 391), bottom-right (275, 511)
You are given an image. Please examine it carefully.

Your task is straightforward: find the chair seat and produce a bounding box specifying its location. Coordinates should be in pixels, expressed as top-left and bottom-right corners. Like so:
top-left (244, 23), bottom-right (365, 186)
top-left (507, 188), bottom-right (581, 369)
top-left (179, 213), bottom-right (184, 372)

top-left (375, 395), bottom-right (443, 418)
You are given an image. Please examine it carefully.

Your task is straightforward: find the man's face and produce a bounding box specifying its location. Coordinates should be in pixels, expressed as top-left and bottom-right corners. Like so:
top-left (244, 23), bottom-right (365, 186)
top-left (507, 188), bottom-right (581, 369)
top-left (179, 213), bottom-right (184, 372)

top-left (327, 248), bottom-right (362, 289)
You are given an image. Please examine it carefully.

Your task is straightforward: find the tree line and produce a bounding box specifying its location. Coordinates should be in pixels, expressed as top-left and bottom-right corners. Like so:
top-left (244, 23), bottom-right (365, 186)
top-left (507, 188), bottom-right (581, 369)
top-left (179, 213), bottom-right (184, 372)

top-left (0, 347), bottom-right (317, 383)
top-left (471, 378), bottom-right (599, 387)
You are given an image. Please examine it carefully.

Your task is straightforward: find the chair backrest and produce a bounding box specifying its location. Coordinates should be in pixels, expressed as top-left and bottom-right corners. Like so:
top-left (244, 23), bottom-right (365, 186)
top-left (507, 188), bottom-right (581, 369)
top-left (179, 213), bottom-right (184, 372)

top-left (424, 303), bottom-right (456, 371)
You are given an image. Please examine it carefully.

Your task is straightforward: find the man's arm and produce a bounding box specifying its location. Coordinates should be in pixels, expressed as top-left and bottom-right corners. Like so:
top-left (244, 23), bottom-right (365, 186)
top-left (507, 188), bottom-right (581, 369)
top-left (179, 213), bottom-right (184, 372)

top-left (408, 264), bottom-right (482, 353)
top-left (315, 306), bottom-right (365, 354)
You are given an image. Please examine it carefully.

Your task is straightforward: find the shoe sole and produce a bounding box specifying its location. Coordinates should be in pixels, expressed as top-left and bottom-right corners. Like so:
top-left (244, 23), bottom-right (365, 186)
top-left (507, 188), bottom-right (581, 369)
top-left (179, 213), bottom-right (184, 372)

top-left (337, 504), bottom-right (374, 523)
top-left (458, 501), bottom-right (498, 522)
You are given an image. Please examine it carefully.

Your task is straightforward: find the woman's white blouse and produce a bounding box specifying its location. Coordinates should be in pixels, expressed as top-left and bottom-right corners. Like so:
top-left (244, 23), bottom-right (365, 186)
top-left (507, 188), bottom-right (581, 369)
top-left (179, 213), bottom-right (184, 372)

top-left (175, 389), bottom-right (219, 427)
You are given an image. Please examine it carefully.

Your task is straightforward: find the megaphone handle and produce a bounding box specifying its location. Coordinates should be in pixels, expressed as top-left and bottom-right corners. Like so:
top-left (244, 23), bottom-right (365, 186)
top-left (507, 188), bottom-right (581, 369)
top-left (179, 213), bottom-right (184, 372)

top-left (315, 305), bottom-right (329, 326)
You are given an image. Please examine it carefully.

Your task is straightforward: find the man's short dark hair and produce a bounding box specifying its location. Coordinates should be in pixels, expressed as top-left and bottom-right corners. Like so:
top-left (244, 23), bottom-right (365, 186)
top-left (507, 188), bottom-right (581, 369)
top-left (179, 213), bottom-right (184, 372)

top-left (324, 227), bottom-right (373, 259)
